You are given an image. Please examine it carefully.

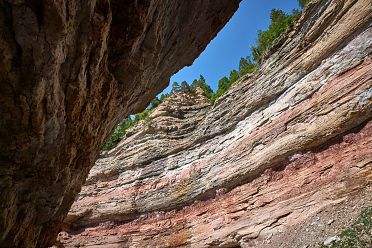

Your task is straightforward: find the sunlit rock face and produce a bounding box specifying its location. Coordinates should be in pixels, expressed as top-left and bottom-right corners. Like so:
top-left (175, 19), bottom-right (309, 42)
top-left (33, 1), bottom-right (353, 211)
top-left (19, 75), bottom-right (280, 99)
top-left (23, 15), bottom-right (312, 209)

top-left (0, 1), bottom-right (239, 247)
top-left (59, 0), bottom-right (372, 247)
top-left (57, 0), bottom-right (372, 247)
top-left (66, 89), bottom-right (212, 227)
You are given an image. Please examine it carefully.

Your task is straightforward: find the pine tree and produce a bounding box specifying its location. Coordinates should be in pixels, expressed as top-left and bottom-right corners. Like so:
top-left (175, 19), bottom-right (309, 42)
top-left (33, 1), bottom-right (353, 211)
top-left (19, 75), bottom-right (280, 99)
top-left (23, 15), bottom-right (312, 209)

top-left (190, 75), bottom-right (214, 100)
top-left (298, 0), bottom-right (311, 8)
top-left (239, 56), bottom-right (256, 76)
top-left (251, 8), bottom-right (300, 62)
top-left (159, 93), bottom-right (168, 102)
top-left (216, 77), bottom-right (230, 95)
top-left (197, 75), bottom-right (214, 99)
top-left (171, 82), bottom-right (181, 94)
top-left (191, 79), bottom-right (198, 89)
top-left (149, 97), bottom-right (161, 110)
top-left (181, 81), bottom-right (192, 94)
top-left (229, 70), bottom-right (240, 84)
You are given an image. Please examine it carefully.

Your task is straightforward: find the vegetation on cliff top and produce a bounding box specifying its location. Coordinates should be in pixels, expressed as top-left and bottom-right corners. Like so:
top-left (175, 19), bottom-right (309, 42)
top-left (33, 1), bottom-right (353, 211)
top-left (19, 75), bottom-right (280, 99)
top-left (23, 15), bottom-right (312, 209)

top-left (101, 101), bottom-right (158, 150)
top-left (299, 0), bottom-right (312, 8)
top-left (101, 77), bottom-right (212, 150)
top-left (251, 8), bottom-right (301, 62)
top-left (102, 1), bottom-right (309, 151)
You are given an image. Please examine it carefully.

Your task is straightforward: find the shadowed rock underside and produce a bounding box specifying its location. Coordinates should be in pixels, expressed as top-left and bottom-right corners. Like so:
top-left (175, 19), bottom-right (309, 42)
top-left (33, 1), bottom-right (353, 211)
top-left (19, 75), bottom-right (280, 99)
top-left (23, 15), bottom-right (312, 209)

top-left (0, 1), bottom-right (240, 247)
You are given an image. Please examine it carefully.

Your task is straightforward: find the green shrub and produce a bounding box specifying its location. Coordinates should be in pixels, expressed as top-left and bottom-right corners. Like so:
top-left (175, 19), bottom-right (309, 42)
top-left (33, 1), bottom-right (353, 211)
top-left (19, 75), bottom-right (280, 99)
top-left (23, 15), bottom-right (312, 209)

top-left (319, 207), bottom-right (372, 248)
top-left (101, 117), bottom-right (135, 150)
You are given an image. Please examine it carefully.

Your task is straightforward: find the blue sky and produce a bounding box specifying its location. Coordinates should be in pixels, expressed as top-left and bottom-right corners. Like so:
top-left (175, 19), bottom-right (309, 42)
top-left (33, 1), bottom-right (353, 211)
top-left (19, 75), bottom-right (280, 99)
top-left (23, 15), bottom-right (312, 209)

top-left (163, 0), bottom-right (301, 94)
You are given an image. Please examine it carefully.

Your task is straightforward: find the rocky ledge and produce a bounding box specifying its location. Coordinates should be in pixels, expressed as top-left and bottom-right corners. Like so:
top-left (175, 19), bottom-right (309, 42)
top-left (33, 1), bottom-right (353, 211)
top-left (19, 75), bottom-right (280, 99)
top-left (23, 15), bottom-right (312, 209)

top-left (59, 0), bottom-right (372, 247)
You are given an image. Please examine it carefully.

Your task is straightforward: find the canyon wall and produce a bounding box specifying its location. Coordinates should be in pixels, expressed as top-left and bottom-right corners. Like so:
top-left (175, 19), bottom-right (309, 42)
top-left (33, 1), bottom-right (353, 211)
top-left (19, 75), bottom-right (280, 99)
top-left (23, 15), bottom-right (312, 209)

top-left (60, 0), bottom-right (372, 247)
top-left (0, 1), bottom-right (239, 247)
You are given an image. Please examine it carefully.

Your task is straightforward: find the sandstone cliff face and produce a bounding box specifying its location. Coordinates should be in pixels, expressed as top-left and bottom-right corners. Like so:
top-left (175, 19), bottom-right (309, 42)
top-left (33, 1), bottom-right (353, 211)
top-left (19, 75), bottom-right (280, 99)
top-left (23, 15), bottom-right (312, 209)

top-left (0, 1), bottom-right (239, 247)
top-left (66, 89), bottom-right (212, 228)
top-left (60, 0), bottom-right (372, 247)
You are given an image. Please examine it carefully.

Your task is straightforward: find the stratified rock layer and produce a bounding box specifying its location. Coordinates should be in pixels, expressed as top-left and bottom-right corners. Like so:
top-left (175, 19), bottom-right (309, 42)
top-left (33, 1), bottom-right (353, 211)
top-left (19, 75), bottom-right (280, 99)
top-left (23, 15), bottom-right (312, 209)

top-left (60, 0), bottom-right (372, 247)
top-left (63, 122), bottom-right (372, 247)
top-left (0, 1), bottom-right (239, 247)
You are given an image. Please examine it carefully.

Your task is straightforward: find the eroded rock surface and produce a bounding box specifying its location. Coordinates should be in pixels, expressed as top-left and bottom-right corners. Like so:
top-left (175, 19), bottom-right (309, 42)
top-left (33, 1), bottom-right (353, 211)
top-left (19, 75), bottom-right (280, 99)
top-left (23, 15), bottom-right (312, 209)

top-left (60, 0), bottom-right (372, 247)
top-left (0, 1), bottom-right (239, 247)
top-left (67, 89), bottom-right (212, 228)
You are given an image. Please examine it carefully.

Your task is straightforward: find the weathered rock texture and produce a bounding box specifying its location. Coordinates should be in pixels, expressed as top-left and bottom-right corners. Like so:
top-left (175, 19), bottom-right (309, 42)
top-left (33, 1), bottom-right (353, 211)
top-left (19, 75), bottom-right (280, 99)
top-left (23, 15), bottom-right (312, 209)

top-left (59, 0), bottom-right (372, 247)
top-left (67, 89), bottom-right (212, 228)
top-left (0, 1), bottom-right (239, 247)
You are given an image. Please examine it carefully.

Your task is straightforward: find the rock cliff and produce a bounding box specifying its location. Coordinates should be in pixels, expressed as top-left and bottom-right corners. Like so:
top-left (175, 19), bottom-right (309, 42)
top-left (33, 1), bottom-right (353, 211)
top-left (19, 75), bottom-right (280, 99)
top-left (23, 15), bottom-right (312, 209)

top-left (59, 0), bottom-right (372, 247)
top-left (0, 1), bottom-right (239, 247)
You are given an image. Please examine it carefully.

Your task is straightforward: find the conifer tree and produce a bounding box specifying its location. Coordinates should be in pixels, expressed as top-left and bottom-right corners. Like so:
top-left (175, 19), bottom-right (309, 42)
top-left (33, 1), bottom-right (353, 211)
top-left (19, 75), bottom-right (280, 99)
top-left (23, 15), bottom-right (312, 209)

top-left (171, 82), bottom-right (181, 94)
top-left (298, 0), bottom-right (311, 8)
top-left (181, 81), bottom-right (192, 94)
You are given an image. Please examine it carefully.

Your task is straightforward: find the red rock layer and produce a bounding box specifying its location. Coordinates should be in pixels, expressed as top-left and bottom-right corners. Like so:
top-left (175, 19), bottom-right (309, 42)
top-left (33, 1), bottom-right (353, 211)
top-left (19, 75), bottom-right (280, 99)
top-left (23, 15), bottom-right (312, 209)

top-left (59, 121), bottom-right (372, 247)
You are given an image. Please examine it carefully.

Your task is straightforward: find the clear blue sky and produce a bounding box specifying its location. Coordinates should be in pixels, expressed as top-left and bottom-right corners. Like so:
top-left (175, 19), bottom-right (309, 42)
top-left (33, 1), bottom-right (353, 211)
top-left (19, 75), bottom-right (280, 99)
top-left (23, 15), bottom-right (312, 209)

top-left (162, 0), bottom-right (301, 94)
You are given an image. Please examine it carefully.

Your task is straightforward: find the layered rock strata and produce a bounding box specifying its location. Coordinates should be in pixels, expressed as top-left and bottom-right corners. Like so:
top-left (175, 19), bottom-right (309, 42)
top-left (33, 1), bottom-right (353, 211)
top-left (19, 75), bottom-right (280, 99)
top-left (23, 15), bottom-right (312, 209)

top-left (60, 0), bottom-right (372, 247)
top-left (0, 1), bottom-right (239, 247)
top-left (67, 89), bottom-right (212, 228)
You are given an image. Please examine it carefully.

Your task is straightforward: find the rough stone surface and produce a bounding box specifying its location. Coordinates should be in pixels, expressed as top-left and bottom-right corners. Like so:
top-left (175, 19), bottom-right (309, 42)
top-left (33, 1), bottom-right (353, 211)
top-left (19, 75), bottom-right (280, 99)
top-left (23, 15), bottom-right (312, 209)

top-left (60, 0), bottom-right (372, 247)
top-left (0, 1), bottom-right (239, 247)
